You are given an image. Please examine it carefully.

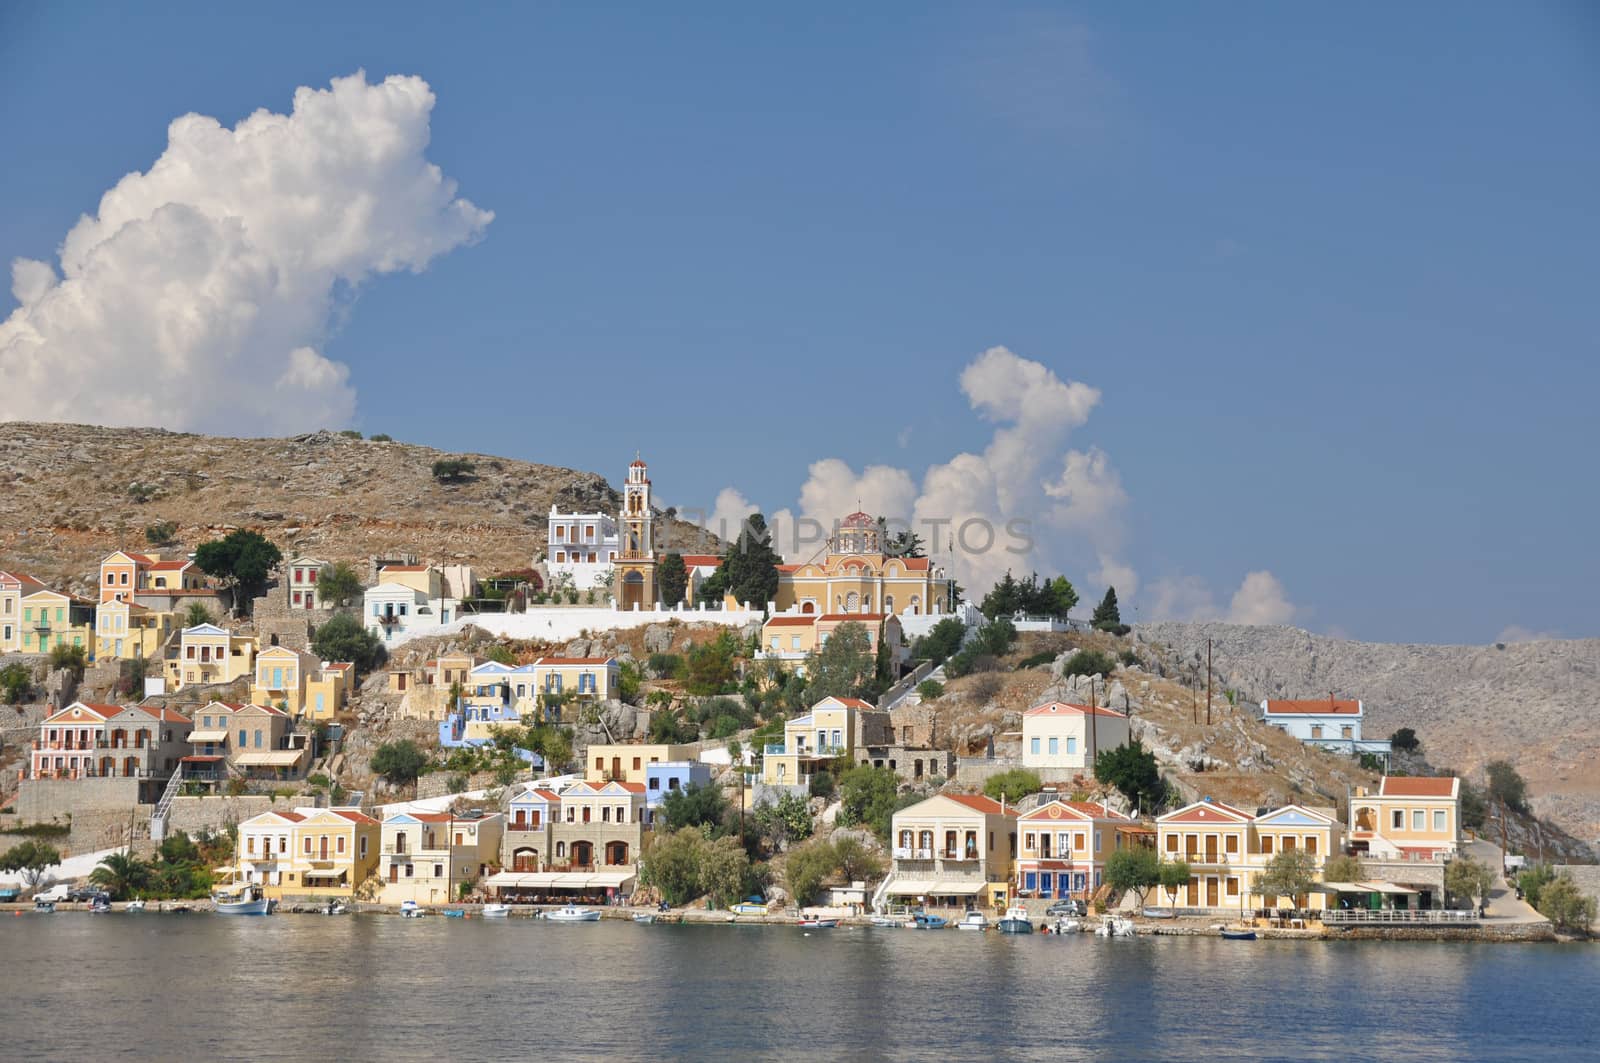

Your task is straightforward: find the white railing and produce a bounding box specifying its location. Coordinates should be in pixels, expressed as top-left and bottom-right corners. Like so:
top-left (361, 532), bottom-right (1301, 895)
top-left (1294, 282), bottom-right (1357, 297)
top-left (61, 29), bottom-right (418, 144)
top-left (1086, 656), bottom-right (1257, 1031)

top-left (1324, 909), bottom-right (1479, 926)
top-left (149, 769), bottom-right (186, 843)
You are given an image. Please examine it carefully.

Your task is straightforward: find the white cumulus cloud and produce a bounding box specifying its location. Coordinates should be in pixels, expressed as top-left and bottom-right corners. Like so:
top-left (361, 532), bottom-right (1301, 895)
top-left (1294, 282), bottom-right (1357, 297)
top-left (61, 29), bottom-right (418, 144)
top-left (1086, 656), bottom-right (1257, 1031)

top-left (1145, 569), bottom-right (1300, 626)
top-left (0, 71), bottom-right (492, 435)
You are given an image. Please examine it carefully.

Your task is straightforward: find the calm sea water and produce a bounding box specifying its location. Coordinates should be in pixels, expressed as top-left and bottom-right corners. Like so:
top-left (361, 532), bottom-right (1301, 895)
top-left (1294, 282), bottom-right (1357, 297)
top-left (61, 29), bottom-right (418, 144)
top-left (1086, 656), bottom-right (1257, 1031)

top-left (2, 914), bottom-right (1596, 1061)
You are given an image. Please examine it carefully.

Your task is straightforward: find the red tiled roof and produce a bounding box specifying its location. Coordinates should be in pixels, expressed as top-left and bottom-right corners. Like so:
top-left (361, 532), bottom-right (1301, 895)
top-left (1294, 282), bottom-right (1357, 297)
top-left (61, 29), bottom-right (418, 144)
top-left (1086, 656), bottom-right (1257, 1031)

top-left (535, 656), bottom-right (615, 666)
top-left (944, 793), bottom-right (1018, 817)
top-left (523, 789), bottom-right (562, 803)
top-left (381, 564), bottom-right (430, 572)
top-left (1379, 776), bottom-right (1459, 798)
top-left (818, 613), bottom-right (887, 623)
top-left (1264, 699), bottom-right (1360, 715)
top-left (404, 812), bottom-right (456, 823)
top-left (679, 554), bottom-right (722, 568)
top-left (1160, 800), bottom-right (1253, 824)
top-left (776, 565), bottom-right (801, 573)
top-left (330, 810), bottom-right (379, 825)
top-left (764, 616), bottom-right (815, 628)
top-left (147, 560), bottom-right (191, 571)
top-left (1024, 701), bottom-right (1127, 719)
top-left (895, 558), bottom-right (931, 571)
top-left (0, 570), bottom-right (46, 589)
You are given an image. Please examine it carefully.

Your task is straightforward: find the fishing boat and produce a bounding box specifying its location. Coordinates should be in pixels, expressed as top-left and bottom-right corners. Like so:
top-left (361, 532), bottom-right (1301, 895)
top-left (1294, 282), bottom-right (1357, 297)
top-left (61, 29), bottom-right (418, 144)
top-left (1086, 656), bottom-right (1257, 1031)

top-left (33, 898), bottom-right (55, 913)
top-left (728, 901), bottom-right (771, 916)
top-left (996, 904), bottom-right (1034, 934)
top-left (1048, 917), bottom-right (1082, 934)
top-left (955, 910), bottom-right (990, 931)
top-left (481, 903), bottom-right (512, 918)
top-left (905, 911), bottom-right (947, 930)
top-left (868, 913), bottom-right (903, 928)
top-left (1220, 927), bottom-right (1257, 941)
top-left (545, 904), bottom-right (601, 923)
top-left (797, 917), bottom-right (839, 928)
top-left (1094, 916), bottom-right (1136, 937)
top-left (1142, 906), bottom-right (1177, 919)
top-left (632, 911), bottom-right (658, 924)
top-left (88, 893), bottom-right (113, 914)
top-left (399, 900), bottom-right (426, 918)
top-left (124, 899), bottom-right (147, 913)
top-left (212, 884), bottom-right (271, 916)
top-left (322, 901), bottom-right (349, 916)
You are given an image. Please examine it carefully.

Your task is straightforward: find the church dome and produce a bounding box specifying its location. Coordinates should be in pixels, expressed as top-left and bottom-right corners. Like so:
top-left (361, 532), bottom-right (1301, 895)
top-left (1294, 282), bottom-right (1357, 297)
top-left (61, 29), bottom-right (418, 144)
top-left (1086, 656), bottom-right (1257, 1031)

top-left (841, 511), bottom-right (874, 529)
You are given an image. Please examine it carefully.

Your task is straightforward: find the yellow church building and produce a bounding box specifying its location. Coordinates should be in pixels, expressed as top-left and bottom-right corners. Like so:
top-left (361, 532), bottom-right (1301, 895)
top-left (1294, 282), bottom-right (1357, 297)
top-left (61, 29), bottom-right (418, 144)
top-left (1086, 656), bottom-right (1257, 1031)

top-left (774, 512), bottom-right (956, 617)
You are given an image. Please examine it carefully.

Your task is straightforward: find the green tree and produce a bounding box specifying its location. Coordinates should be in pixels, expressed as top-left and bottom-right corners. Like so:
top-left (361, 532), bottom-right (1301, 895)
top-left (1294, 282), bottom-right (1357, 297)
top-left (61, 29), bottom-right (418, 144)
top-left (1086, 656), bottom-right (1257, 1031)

top-left (1323, 854), bottom-right (1364, 884)
top-left (1047, 576), bottom-right (1080, 620)
top-left (485, 644), bottom-right (517, 666)
top-left (1091, 586), bottom-right (1124, 632)
top-left (47, 643), bottom-right (87, 678)
top-left (649, 709), bottom-right (697, 744)
top-left (89, 851), bottom-right (153, 900)
top-left (144, 520), bottom-right (179, 547)
top-left (836, 765), bottom-right (902, 841)
top-left (311, 612), bottom-right (385, 673)
top-left (0, 840), bottom-right (62, 887)
top-left (541, 729), bottom-right (572, 772)
top-left (371, 740), bottom-right (427, 787)
top-left (711, 513), bottom-right (783, 609)
top-left (1061, 648), bottom-right (1117, 679)
top-left (640, 829), bottom-right (705, 905)
top-left (1157, 859), bottom-right (1192, 906)
top-left (0, 662), bottom-right (32, 703)
top-left (983, 768), bottom-right (1043, 805)
top-left (194, 529), bottom-right (282, 615)
top-left (1444, 855), bottom-right (1495, 909)
top-left (1537, 872), bottom-right (1597, 931)
top-left (1459, 780), bottom-right (1489, 830)
top-left (1104, 847), bottom-right (1161, 906)
top-left (183, 601), bottom-right (214, 628)
top-left (1094, 739), bottom-right (1166, 812)
top-left (804, 621), bottom-right (880, 703)
top-left (912, 617), bottom-right (966, 664)
top-left (700, 835), bottom-right (752, 908)
top-left (657, 552), bottom-right (689, 607)
top-left (431, 458), bottom-right (476, 483)
top-left (1518, 865), bottom-right (1556, 909)
top-left (916, 679), bottom-right (945, 701)
top-left (832, 835), bottom-right (885, 882)
top-left (617, 660), bottom-right (644, 705)
top-left (1257, 848), bottom-right (1319, 903)
top-left (755, 792), bottom-right (813, 850)
top-left (783, 839), bottom-right (837, 906)
top-left (316, 561), bottom-right (364, 606)
top-left (878, 519), bottom-right (925, 559)
top-left (662, 782), bottom-right (729, 833)
top-left (1389, 727), bottom-right (1420, 754)
top-left (684, 631), bottom-right (740, 696)
top-left (1485, 760), bottom-right (1530, 814)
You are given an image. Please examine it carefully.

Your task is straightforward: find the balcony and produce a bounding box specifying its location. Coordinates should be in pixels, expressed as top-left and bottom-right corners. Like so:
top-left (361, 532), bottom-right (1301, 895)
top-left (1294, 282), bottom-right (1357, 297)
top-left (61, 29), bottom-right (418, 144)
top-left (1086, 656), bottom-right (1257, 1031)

top-left (765, 743), bottom-right (788, 756)
top-left (894, 848), bottom-right (935, 860)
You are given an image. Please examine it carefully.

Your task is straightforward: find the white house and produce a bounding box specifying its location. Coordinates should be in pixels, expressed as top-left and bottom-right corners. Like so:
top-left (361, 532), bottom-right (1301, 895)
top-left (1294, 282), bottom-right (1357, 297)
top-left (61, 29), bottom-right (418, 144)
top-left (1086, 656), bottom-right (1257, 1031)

top-left (546, 505), bottom-right (619, 590)
top-left (1259, 699), bottom-right (1391, 759)
top-left (1020, 701), bottom-right (1130, 773)
top-left (284, 557), bottom-right (332, 612)
top-left (364, 582), bottom-right (459, 646)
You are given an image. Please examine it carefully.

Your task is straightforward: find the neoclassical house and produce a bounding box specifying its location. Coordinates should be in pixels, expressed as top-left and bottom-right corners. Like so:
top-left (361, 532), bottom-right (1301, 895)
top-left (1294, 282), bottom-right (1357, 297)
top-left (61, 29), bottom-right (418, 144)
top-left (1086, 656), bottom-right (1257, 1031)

top-left (774, 512), bottom-right (955, 617)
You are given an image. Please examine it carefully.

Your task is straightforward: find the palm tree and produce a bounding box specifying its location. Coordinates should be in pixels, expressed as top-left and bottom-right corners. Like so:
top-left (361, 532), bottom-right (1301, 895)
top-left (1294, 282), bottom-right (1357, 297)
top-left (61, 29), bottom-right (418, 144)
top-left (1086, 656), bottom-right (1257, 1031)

top-left (89, 852), bottom-right (151, 900)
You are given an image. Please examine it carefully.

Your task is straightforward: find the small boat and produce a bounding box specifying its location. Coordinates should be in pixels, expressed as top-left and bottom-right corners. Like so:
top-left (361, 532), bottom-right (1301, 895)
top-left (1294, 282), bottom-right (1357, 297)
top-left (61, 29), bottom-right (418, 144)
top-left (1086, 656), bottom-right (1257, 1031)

top-left (399, 900), bottom-right (426, 918)
top-left (905, 911), bottom-right (947, 930)
top-left (1094, 916), bottom-right (1136, 937)
top-left (322, 901), bottom-right (349, 915)
top-left (868, 914), bottom-right (903, 928)
top-left (212, 884), bottom-right (271, 916)
top-left (797, 917), bottom-right (838, 928)
top-left (956, 910), bottom-right (990, 931)
top-left (545, 904), bottom-right (601, 923)
top-left (88, 893), bottom-right (113, 914)
top-left (1045, 917), bottom-right (1082, 934)
top-left (33, 899), bottom-right (55, 913)
top-left (442, 909), bottom-right (468, 918)
top-left (632, 912), bottom-right (658, 924)
top-left (997, 904), bottom-right (1034, 934)
top-left (482, 903), bottom-right (512, 918)
top-left (729, 901), bottom-right (771, 916)
top-left (1220, 928), bottom-right (1257, 941)
top-left (1142, 906), bottom-right (1178, 919)
top-left (124, 899), bottom-right (147, 913)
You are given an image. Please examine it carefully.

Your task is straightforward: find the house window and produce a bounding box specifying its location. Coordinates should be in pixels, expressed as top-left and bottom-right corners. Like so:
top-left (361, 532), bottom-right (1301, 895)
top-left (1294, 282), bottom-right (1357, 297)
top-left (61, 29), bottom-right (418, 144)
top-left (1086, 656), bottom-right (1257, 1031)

top-left (337, 836), bottom-right (346, 854)
top-left (1306, 835), bottom-right (1318, 855)
top-left (1225, 835), bottom-right (1239, 854)
top-left (1261, 835), bottom-right (1274, 854)
top-left (1393, 810), bottom-right (1405, 831)
top-left (1226, 877), bottom-right (1240, 897)
top-left (1024, 832), bottom-right (1036, 852)
top-left (1341, 725), bottom-right (1353, 739)
top-left (1048, 737), bottom-right (1058, 755)
top-left (1165, 833), bottom-right (1178, 853)
top-left (790, 635), bottom-right (801, 651)
top-left (1030, 737), bottom-right (1040, 755)
top-left (304, 837), bottom-right (313, 854)
top-left (1433, 810), bottom-right (1446, 832)
top-left (1066, 737), bottom-right (1077, 755)
top-left (1310, 725), bottom-right (1323, 739)
top-left (434, 864), bottom-right (443, 878)
top-left (1412, 810), bottom-right (1425, 831)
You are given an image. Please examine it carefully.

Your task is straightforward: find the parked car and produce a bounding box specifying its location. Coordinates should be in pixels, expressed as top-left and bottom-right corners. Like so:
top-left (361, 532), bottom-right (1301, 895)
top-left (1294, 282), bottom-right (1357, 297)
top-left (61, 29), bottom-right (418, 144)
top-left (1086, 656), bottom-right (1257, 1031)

top-left (1046, 899), bottom-right (1084, 917)
top-left (34, 884), bottom-right (71, 903)
top-left (67, 885), bottom-right (102, 903)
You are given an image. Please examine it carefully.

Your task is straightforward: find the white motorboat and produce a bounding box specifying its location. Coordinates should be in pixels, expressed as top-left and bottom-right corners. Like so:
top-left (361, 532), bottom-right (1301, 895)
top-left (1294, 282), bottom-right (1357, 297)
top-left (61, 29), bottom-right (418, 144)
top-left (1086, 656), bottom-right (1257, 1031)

top-left (1094, 916), bottom-right (1136, 937)
top-left (544, 904), bottom-right (601, 923)
top-left (399, 900), bottom-right (426, 918)
top-left (868, 914), bottom-right (903, 928)
top-left (212, 884), bottom-right (271, 916)
top-left (322, 901), bottom-right (349, 915)
top-left (956, 910), bottom-right (990, 931)
top-left (632, 911), bottom-right (658, 924)
top-left (124, 899), bottom-right (147, 913)
top-left (1048, 917), bottom-right (1082, 934)
top-left (481, 903), bottom-right (512, 918)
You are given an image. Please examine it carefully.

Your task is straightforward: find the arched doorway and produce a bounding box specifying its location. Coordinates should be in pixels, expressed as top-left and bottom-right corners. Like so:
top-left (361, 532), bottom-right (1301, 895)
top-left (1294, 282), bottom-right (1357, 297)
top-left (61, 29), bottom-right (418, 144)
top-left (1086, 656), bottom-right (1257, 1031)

top-left (571, 841), bottom-right (594, 869)
top-left (801, 601), bottom-right (815, 614)
top-left (620, 571), bottom-right (645, 610)
top-left (605, 841), bottom-right (629, 866)
top-left (123, 756), bottom-right (138, 776)
top-left (99, 756), bottom-right (113, 777)
top-left (513, 847), bottom-right (539, 872)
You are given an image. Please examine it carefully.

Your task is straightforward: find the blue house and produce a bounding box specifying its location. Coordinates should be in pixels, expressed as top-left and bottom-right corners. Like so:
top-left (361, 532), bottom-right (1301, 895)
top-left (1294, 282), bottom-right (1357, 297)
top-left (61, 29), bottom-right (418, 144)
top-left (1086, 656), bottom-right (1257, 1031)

top-left (643, 759), bottom-right (712, 824)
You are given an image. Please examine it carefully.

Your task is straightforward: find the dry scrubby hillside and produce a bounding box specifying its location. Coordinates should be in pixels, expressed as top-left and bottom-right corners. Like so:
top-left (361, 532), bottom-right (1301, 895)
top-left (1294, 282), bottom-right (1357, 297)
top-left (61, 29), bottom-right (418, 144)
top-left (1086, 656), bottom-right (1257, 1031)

top-left (1137, 622), bottom-right (1600, 845)
top-left (0, 422), bottom-right (719, 592)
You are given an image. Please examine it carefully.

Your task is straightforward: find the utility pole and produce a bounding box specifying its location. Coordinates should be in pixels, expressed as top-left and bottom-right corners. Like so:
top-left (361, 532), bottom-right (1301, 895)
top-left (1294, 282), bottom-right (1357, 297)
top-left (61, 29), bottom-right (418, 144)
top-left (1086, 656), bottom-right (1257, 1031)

top-left (1205, 638), bottom-right (1213, 727)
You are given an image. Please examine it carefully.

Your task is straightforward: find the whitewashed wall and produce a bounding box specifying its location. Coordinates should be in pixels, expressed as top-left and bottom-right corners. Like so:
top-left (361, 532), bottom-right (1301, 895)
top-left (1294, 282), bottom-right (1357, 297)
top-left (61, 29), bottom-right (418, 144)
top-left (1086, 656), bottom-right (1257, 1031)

top-left (389, 602), bottom-right (766, 648)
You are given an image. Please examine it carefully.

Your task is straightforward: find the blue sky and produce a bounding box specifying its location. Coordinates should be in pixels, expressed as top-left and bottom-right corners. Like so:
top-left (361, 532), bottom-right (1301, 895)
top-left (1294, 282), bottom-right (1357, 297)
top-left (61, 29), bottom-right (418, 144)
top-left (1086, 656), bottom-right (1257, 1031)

top-left (2, 2), bottom-right (1596, 644)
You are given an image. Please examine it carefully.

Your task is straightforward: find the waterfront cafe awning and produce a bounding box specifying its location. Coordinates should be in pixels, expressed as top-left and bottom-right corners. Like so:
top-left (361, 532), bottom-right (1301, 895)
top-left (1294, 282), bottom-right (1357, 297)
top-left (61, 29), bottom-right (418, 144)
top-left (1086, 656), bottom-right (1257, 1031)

top-left (928, 883), bottom-right (983, 896)
top-left (883, 880), bottom-right (937, 897)
top-left (1321, 881), bottom-right (1418, 895)
top-left (187, 730), bottom-right (230, 743)
top-left (303, 869), bottom-right (348, 881)
top-left (485, 870), bottom-right (637, 891)
top-left (235, 750), bottom-right (307, 767)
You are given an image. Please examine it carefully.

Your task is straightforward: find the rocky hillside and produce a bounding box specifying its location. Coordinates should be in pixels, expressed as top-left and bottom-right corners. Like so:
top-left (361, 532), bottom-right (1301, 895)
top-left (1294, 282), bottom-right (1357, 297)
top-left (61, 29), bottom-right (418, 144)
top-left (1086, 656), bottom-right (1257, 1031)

top-left (1136, 622), bottom-right (1600, 845)
top-left (0, 422), bottom-right (719, 592)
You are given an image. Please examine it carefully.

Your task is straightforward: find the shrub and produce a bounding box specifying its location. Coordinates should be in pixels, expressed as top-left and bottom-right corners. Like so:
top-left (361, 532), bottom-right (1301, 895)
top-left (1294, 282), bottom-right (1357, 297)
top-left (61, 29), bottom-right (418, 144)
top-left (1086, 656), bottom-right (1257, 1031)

top-left (1061, 649), bottom-right (1117, 679)
top-left (783, 840), bottom-right (837, 906)
top-left (836, 766), bottom-right (903, 841)
top-left (1389, 727), bottom-right (1421, 754)
top-left (1015, 651), bottom-right (1054, 670)
top-left (1485, 760), bottom-right (1530, 815)
top-left (311, 613), bottom-right (385, 673)
top-left (338, 429), bottom-right (363, 439)
top-left (372, 740), bottom-right (427, 787)
top-left (1537, 872), bottom-right (1596, 931)
top-left (916, 679), bottom-right (944, 701)
top-left (912, 617), bottom-right (966, 664)
top-left (983, 768), bottom-right (1042, 805)
top-left (184, 602), bottom-right (214, 628)
top-left (0, 663), bottom-right (32, 704)
top-left (369, 433), bottom-right (393, 442)
top-left (316, 562), bottom-right (365, 607)
top-left (808, 770), bottom-right (836, 799)
top-left (431, 458), bottom-right (476, 484)
top-left (967, 672), bottom-right (1005, 702)
top-left (1119, 649), bottom-right (1141, 668)
top-left (144, 520), bottom-right (179, 547)
top-left (127, 482), bottom-right (157, 503)
top-left (646, 653), bottom-right (683, 679)
top-left (47, 643), bottom-right (87, 678)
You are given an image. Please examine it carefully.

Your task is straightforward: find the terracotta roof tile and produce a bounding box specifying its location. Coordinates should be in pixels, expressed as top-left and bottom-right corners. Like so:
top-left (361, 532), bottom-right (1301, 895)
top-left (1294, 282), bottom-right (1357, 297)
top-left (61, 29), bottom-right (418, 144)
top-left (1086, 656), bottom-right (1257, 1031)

top-left (1379, 776), bottom-right (1459, 798)
top-left (1264, 699), bottom-right (1360, 716)
top-left (1024, 701), bottom-right (1127, 719)
top-left (944, 793), bottom-right (1018, 816)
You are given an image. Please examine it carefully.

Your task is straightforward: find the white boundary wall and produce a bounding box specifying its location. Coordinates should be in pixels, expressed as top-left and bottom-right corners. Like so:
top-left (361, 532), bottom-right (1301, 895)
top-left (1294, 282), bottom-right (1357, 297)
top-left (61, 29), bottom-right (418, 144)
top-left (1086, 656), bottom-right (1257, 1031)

top-left (389, 602), bottom-right (766, 648)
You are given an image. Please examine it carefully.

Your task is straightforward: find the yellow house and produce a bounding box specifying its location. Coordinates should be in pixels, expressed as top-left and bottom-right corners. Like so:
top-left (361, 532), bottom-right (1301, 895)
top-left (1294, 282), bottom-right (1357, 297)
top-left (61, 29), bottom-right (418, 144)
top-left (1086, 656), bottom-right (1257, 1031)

top-left (881, 793), bottom-right (1020, 911)
top-left (586, 743), bottom-right (699, 785)
top-left (18, 588), bottom-right (94, 657)
top-left (1349, 776), bottom-right (1460, 860)
top-left (94, 599), bottom-right (173, 661)
top-left (377, 564), bottom-right (443, 598)
top-left (1, 570), bottom-right (46, 653)
top-left (774, 511), bottom-right (956, 617)
top-left (236, 808), bottom-right (380, 899)
top-left (250, 646), bottom-right (351, 718)
top-left (378, 811), bottom-right (506, 905)
top-left (533, 656), bottom-right (619, 703)
top-left (760, 614), bottom-right (820, 665)
top-left (166, 623), bottom-right (257, 689)
top-left (1016, 799), bottom-right (1134, 900)
top-left (1157, 798), bottom-right (1255, 911)
top-left (761, 696), bottom-right (868, 786)
top-left (1244, 804), bottom-right (1342, 913)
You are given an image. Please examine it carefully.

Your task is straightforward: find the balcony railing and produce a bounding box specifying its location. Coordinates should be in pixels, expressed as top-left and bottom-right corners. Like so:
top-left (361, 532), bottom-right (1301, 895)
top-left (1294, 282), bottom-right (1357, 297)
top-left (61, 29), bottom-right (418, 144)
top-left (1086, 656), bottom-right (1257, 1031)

top-left (894, 848), bottom-right (935, 860)
top-left (765, 743), bottom-right (787, 756)
top-left (1324, 909), bottom-right (1479, 926)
